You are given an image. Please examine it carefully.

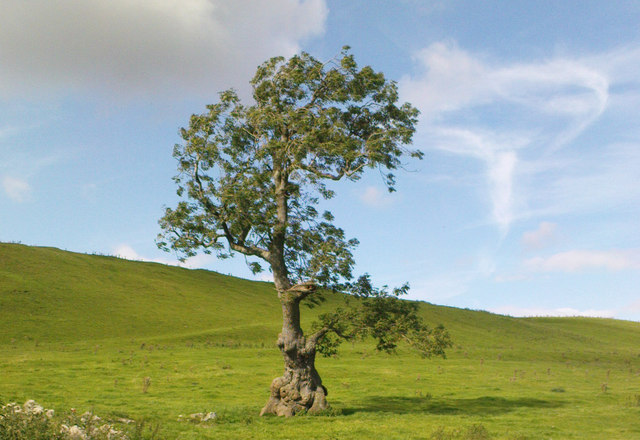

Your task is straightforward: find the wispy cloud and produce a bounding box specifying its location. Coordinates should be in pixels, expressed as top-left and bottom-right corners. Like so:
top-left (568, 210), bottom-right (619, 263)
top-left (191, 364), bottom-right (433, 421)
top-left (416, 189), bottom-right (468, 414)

top-left (359, 186), bottom-right (395, 208)
top-left (0, 124), bottom-right (24, 139)
top-left (399, 41), bottom-right (640, 232)
top-left (521, 142), bottom-right (640, 219)
top-left (408, 252), bottom-right (496, 302)
top-left (627, 299), bottom-right (640, 313)
top-left (0, 148), bottom-right (66, 203)
top-left (418, 126), bottom-right (526, 231)
top-left (401, 41), bottom-right (609, 123)
top-left (81, 183), bottom-right (98, 203)
top-left (524, 249), bottom-right (640, 273)
top-left (521, 221), bottom-right (558, 251)
top-left (409, 274), bottom-right (472, 302)
top-left (2, 176), bottom-right (31, 202)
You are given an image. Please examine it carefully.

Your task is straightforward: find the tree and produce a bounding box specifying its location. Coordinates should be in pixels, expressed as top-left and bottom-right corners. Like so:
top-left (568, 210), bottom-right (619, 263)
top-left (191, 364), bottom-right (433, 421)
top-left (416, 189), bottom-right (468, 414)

top-left (157, 47), bottom-right (452, 417)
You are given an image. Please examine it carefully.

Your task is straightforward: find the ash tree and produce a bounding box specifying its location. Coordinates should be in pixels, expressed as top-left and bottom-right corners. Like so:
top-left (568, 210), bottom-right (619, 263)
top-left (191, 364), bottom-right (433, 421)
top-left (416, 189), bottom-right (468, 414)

top-left (157, 47), bottom-right (452, 417)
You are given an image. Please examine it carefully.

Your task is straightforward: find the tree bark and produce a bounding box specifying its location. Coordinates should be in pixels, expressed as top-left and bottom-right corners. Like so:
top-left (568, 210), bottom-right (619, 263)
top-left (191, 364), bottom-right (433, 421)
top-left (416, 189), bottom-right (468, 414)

top-left (260, 288), bottom-right (328, 416)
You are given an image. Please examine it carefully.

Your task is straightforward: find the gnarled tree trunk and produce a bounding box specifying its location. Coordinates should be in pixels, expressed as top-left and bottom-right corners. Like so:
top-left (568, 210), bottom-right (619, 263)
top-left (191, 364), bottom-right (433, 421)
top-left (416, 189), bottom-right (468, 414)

top-left (260, 287), bottom-right (328, 416)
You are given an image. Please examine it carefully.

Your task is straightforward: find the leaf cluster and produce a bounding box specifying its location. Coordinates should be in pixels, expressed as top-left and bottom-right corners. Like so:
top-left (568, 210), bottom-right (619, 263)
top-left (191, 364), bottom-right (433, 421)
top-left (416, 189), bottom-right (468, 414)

top-left (312, 275), bottom-right (453, 358)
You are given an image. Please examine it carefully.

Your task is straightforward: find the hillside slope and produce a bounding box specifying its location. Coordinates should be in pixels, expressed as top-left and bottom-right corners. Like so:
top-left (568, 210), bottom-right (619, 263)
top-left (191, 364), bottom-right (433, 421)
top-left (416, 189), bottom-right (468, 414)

top-left (3, 243), bottom-right (640, 440)
top-left (1, 243), bottom-right (639, 358)
top-left (0, 243), bottom-right (283, 345)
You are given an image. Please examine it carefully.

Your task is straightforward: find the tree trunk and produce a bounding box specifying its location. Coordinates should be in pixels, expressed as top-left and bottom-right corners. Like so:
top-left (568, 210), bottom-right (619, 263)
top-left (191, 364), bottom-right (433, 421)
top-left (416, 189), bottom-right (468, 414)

top-left (262, 167), bottom-right (328, 416)
top-left (260, 294), bottom-right (328, 416)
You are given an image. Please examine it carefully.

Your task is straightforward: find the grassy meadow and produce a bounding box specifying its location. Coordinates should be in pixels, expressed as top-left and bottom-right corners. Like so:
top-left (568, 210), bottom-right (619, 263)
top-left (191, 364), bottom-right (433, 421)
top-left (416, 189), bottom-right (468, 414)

top-left (1, 242), bottom-right (640, 439)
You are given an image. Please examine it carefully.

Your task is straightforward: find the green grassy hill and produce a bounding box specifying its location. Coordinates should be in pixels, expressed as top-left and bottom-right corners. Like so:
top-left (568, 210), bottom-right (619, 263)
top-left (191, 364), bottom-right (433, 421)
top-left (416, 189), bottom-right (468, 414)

top-left (2, 242), bottom-right (640, 439)
top-left (2, 242), bottom-right (638, 356)
top-left (0, 243), bottom-right (283, 345)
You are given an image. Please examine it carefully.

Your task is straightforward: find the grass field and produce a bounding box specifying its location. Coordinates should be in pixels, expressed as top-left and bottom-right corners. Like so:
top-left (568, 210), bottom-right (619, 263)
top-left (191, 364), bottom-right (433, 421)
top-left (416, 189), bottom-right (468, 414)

top-left (1, 243), bottom-right (640, 439)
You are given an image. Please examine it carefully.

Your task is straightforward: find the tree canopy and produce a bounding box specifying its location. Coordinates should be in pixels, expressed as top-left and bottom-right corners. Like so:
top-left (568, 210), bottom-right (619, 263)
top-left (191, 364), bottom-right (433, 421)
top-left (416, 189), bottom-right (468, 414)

top-left (157, 47), bottom-right (421, 287)
top-left (158, 47), bottom-right (451, 416)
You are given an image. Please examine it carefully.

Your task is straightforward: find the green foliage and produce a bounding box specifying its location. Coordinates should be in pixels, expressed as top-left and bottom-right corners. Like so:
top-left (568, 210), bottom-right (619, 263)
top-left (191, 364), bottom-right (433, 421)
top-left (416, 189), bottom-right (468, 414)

top-left (314, 275), bottom-right (452, 358)
top-left (157, 48), bottom-right (420, 286)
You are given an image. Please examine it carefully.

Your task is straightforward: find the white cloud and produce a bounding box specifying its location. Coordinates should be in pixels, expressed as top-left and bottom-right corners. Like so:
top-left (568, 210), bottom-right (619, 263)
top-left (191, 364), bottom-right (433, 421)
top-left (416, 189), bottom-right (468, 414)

top-left (113, 243), bottom-right (212, 268)
top-left (0, 0), bottom-right (327, 99)
top-left (521, 221), bottom-right (558, 251)
top-left (359, 186), bottom-right (394, 208)
top-left (181, 253), bottom-right (217, 269)
top-left (2, 176), bottom-right (31, 202)
top-left (490, 305), bottom-right (616, 319)
top-left (524, 249), bottom-right (640, 273)
top-left (113, 244), bottom-right (191, 267)
top-left (400, 42), bottom-right (493, 117)
top-left (113, 244), bottom-right (143, 261)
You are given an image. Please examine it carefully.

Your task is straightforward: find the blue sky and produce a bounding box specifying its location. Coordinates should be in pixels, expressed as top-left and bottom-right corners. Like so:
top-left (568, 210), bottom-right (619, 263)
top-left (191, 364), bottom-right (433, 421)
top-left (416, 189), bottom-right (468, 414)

top-left (1, 0), bottom-right (639, 320)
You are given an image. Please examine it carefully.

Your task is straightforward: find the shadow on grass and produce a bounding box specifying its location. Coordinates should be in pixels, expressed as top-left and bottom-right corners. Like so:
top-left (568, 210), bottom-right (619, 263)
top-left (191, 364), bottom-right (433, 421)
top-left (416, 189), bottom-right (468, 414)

top-left (341, 395), bottom-right (564, 416)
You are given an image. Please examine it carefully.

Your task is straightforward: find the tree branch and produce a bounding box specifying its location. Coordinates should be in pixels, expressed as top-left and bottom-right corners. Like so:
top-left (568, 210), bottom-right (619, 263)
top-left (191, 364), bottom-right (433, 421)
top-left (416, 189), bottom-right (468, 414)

top-left (298, 163), bottom-right (344, 180)
top-left (192, 159), bottom-right (270, 260)
top-left (222, 222), bottom-right (270, 259)
top-left (306, 316), bottom-right (352, 352)
top-left (306, 327), bottom-right (330, 350)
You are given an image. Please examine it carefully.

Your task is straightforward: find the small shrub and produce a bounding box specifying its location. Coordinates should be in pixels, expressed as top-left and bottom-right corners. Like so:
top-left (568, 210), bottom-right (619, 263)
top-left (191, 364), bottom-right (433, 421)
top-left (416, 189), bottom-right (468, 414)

top-left (130, 418), bottom-right (162, 440)
top-left (430, 424), bottom-right (491, 440)
top-left (142, 377), bottom-right (152, 394)
top-left (465, 424), bottom-right (491, 440)
top-left (431, 426), bottom-right (455, 440)
top-left (0, 399), bottom-right (137, 440)
top-left (551, 387), bottom-right (565, 393)
top-left (0, 400), bottom-right (62, 440)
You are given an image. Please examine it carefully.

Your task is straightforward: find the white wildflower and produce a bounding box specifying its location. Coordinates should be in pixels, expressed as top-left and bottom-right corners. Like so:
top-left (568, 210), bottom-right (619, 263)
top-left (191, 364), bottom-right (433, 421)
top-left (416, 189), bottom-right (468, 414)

top-left (24, 400), bottom-right (44, 415)
top-left (61, 424), bottom-right (88, 440)
top-left (80, 411), bottom-right (101, 424)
